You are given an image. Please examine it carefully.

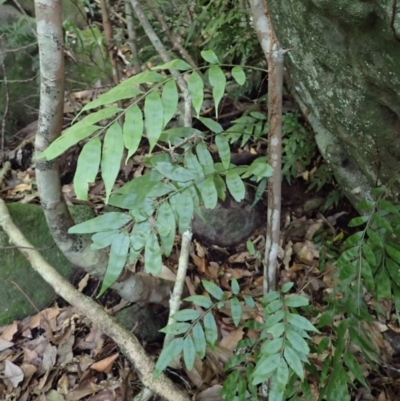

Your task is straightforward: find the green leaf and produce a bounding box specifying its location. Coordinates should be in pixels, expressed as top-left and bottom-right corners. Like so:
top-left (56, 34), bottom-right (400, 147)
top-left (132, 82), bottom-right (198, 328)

top-left (74, 138), bottom-right (101, 200)
top-left (386, 244), bottom-right (400, 262)
top-left (201, 49), bottom-right (219, 64)
top-left (267, 322), bottom-right (285, 338)
top-left (378, 199), bottom-right (400, 215)
top-left (202, 280), bottom-right (225, 300)
top-left (152, 59), bottom-right (192, 71)
top-left (175, 189), bottom-right (194, 233)
top-left (98, 231), bottom-right (129, 296)
top-left (244, 295), bottom-right (255, 308)
top-left (123, 105), bottom-right (143, 160)
top-left (183, 335), bottom-right (196, 371)
top-left (265, 299), bottom-right (283, 314)
top-left (376, 268), bottom-right (391, 299)
top-left (286, 313), bottom-right (319, 333)
top-left (204, 312), bottom-right (218, 347)
top-left (82, 86), bottom-right (142, 111)
top-left (262, 291), bottom-right (280, 304)
top-left (337, 246), bottom-right (358, 265)
top-left (333, 319), bottom-right (350, 367)
top-left (160, 322), bottom-right (191, 335)
top-left (348, 216), bottom-right (368, 227)
top-left (231, 278), bottom-right (240, 295)
top-left (276, 359), bottom-right (290, 392)
top-left (130, 220), bottom-right (151, 250)
top-left (362, 242), bottom-right (376, 268)
top-left (157, 201), bottom-right (176, 257)
top-left (284, 345), bottom-right (304, 380)
top-left (286, 329), bottom-right (310, 354)
top-left (230, 297), bottom-right (242, 327)
top-left (197, 116), bottom-right (224, 134)
top-left (88, 73), bottom-right (164, 111)
top-left (225, 353), bottom-right (249, 371)
top-left (154, 337), bottom-right (184, 378)
top-left (284, 295), bottom-right (309, 308)
top-left (343, 351), bottom-right (368, 387)
top-left (226, 168), bottom-right (246, 202)
top-left (91, 230), bottom-right (119, 250)
top-left (40, 106), bottom-right (126, 160)
top-left (101, 122), bottom-right (124, 203)
top-left (317, 337), bottom-right (330, 354)
top-left (252, 354), bottom-right (280, 385)
top-left (232, 66), bottom-right (246, 85)
top-left (213, 173), bottom-right (226, 201)
top-left (144, 232), bottom-right (162, 275)
top-left (188, 71), bottom-right (204, 117)
top-left (201, 175), bottom-right (218, 209)
top-left (144, 90), bottom-right (163, 152)
top-left (386, 258), bottom-right (400, 286)
top-left (69, 212), bottom-right (132, 234)
top-left (367, 228), bottom-right (383, 249)
top-left (373, 214), bottom-right (393, 233)
top-left (196, 142), bottom-right (215, 176)
top-left (192, 322), bottom-right (206, 358)
top-left (281, 282), bottom-right (294, 293)
top-left (215, 135), bottom-right (231, 169)
top-left (154, 162), bottom-right (196, 182)
top-left (261, 338), bottom-right (283, 355)
top-left (208, 65), bottom-right (226, 118)
top-left (360, 258), bottom-right (375, 292)
top-left (342, 231), bottom-right (363, 248)
top-left (173, 309), bottom-right (201, 321)
top-left (162, 79), bottom-right (178, 128)
top-left (185, 295), bottom-right (213, 309)
top-left (252, 177), bottom-right (267, 206)
top-left (357, 200), bottom-right (375, 210)
top-left (241, 159), bottom-right (273, 181)
top-left (185, 152), bottom-right (205, 178)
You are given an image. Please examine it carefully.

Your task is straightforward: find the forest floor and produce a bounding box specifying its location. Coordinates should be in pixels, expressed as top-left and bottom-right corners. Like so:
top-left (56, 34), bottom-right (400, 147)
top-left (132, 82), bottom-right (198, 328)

top-left (0, 93), bottom-right (399, 401)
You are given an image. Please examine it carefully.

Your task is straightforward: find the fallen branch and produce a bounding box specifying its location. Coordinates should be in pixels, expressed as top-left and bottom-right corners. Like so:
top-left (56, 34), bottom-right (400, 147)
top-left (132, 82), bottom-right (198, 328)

top-left (0, 197), bottom-right (190, 401)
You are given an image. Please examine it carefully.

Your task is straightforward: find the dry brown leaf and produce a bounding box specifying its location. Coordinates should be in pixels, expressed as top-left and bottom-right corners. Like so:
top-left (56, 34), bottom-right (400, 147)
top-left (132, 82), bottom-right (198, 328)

top-left (19, 363), bottom-right (36, 389)
top-left (158, 264), bottom-right (177, 281)
top-left (2, 360), bottom-right (24, 388)
top-left (195, 384), bottom-right (223, 401)
top-left (191, 252), bottom-right (207, 274)
top-left (185, 356), bottom-right (204, 389)
top-left (219, 328), bottom-right (244, 351)
top-left (65, 379), bottom-right (103, 400)
top-left (1, 322), bottom-right (18, 342)
top-left (77, 274), bottom-right (90, 292)
top-left (206, 262), bottom-right (220, 279)
top-left (29, 307), bottom-right (60, 330)
top-left (90, 353), bottom-right (119, 373)
top-left (228, 251), bottom-right (253, 264)
top-left (0, 339), bottom-right (14, 352)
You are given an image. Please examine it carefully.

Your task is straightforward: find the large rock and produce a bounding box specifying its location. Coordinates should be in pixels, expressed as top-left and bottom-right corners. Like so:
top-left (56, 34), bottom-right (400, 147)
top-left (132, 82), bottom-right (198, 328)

top-left (192, 189), bottom-right (266, 247)
top-left (268, 1), bottom-right (400, 206)
top-left (0, 203), bottom-right (94, 325)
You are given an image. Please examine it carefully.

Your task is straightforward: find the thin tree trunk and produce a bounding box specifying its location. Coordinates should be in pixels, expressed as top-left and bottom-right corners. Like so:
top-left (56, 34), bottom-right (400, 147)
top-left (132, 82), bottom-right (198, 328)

top-left (34, 0), bottom-right (175, 306)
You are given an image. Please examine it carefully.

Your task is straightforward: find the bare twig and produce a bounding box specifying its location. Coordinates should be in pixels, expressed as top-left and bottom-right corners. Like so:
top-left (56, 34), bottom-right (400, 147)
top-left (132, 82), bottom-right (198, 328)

top-left (163, 229), bottom-right (193, 368)
top-left (249, 1), bottom-right (285, 398)
top-left (142, 0), bottom-right (199, 72)
top-left (12, 0), bottom-right (37, 37)
top-left (129, 0), bottom-right (192, 128)
top-left (124, 0), bottom-right (142, 74)
top-left (0, 198), bottom-right (191, 401)
top-left (130, 0), bottom-right (194, 379)
top-left (0, 36), bottom-right (9, 164)
top-left (99, 0), bottom-right (120, 86)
